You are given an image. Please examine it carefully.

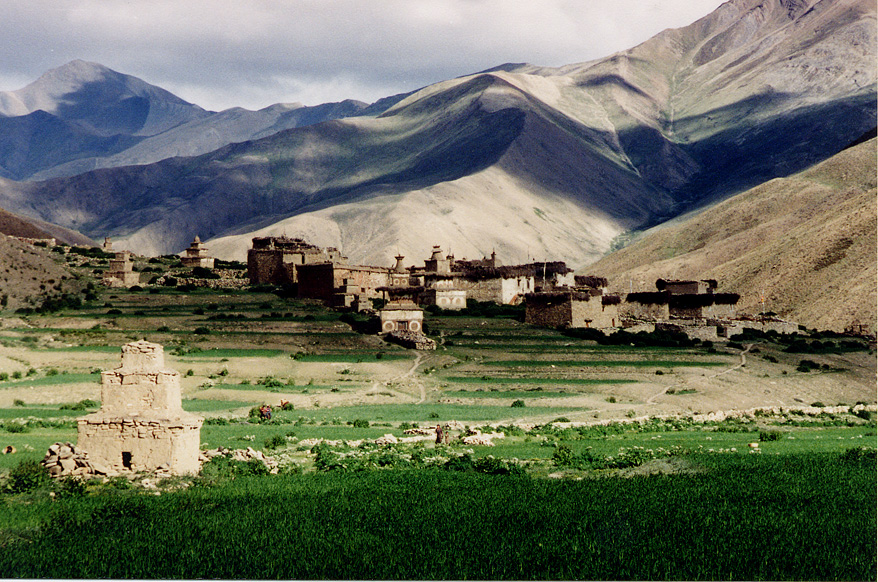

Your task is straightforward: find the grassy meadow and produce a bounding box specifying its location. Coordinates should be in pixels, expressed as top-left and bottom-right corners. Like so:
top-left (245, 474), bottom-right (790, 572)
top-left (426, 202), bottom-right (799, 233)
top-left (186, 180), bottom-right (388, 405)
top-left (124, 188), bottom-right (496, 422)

top-left (0, 253), bottom-right (876, 579)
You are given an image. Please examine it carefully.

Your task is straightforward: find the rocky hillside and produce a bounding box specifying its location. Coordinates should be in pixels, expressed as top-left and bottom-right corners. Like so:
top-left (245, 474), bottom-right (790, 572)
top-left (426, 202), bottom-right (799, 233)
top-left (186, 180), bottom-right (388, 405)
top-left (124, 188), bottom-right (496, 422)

top-left (0, 236), bottom-right (84, 311)
top-left (585, 137), bottom-right (877, 334)
top-left (0, 0), bottom-right (873, 268)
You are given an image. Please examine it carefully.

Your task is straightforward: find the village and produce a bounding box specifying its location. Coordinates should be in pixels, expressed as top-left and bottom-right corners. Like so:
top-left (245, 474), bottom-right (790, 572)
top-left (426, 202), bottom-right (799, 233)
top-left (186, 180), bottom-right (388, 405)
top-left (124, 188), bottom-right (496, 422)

top-left (96, 233), bottom-right (801, 349)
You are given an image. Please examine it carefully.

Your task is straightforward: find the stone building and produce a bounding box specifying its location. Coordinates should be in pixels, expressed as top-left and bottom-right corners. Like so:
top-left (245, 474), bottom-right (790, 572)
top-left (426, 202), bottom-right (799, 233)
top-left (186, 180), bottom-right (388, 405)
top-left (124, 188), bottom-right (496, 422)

top-left (180, 235), bottom-right (215, 269)
top-left (525, 289), bottom-right (621, 329)
top-left (525, 276), bottom-right (620, 329)
top-left (378, 286), bottom-right (425, 333)
top-left (77, 341), bottom-right (203, 475)
top-left (102, 250), bottom-right (140, 288)
top-left (247, 236), bottom-right (345, 286)
top-left (622, 279), bottom-right (739, 320)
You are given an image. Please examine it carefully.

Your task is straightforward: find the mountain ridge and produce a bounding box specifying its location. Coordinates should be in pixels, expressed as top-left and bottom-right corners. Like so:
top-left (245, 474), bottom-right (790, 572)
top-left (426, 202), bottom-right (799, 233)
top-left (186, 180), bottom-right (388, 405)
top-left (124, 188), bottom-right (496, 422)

top-left (0, 0), bottom-right (873, 270)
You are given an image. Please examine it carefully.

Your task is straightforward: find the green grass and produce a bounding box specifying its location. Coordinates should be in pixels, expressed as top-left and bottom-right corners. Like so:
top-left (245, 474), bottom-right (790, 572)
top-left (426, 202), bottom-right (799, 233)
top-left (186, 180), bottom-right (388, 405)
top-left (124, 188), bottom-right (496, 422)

top-left (269, 404), bottom-right (578, 424)
top-left (0, 407), bottom-right (90, 419)
top-left (180, 400), bottom-right (256, 413)
top-left (485, 359), bottom-right (727, 368)
top-left (0, 373), bottom-right (100, 389)
top-left (172, 348), bottom-right (286, 359)
top-left (293, 353), bottom-right (412, 363)
top-left (0, 454), bottom-right (873, 579)
top-left (444, 376), bottom-right (636, 385)
top-left (445, 390), bottom-right (587, 399)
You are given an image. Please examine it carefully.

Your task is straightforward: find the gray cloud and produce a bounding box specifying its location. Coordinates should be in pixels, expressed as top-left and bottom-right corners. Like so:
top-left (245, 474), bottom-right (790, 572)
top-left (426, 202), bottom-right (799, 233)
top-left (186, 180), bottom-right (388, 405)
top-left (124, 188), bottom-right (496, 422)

top-left (0, 0), bottom-right (725, 111)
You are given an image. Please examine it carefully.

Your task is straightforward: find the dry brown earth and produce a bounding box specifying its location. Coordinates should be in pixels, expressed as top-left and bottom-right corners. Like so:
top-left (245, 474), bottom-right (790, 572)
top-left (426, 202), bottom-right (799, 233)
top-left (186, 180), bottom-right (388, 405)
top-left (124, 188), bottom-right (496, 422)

top-left (586, 139), bottom-right (877, 333)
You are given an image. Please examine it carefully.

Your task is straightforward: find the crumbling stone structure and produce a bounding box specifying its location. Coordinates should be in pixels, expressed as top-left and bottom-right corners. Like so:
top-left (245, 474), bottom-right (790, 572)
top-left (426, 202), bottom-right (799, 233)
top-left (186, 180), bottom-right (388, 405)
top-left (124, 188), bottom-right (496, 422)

top-left (78, 341), bottom-right (203, 475)
top-left (102, 250), bottom-right (140, 288)
top-left (247, 236), bottom-right (345, 286)
top-left (180, 235), bottom-right (215, 269)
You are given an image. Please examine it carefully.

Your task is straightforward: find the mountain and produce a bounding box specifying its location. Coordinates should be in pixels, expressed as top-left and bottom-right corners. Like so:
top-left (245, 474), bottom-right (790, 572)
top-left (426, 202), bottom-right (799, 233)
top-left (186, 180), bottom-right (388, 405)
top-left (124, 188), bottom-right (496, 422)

top-left (585, 137), bottom-right (877, 334)
top-left (0, 0), bottom-right (873, 268)
top-left (0, 205), bottom-right (94, 247)
top-left (0, 60), bottom-right (406, 181)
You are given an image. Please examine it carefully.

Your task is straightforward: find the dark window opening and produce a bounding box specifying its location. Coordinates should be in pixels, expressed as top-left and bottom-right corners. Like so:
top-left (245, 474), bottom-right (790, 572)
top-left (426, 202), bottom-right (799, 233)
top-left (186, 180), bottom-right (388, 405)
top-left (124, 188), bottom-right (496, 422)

top-left (122, 451), bottom-right (132, 469)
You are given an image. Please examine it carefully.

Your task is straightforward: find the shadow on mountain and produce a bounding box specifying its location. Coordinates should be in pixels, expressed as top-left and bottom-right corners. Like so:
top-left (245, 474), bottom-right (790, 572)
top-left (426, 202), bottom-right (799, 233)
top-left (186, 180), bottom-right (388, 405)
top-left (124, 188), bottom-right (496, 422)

top-left (626, 90), bottom-right (877, 225)
top-left (0, 111), bottom-right (144, 180)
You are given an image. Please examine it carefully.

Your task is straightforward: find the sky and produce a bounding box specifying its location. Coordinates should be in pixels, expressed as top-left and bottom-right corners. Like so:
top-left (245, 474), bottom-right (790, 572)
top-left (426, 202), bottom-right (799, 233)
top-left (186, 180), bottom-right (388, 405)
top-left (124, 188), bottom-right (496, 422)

top-left (0, 0), bottom-right (727, 112)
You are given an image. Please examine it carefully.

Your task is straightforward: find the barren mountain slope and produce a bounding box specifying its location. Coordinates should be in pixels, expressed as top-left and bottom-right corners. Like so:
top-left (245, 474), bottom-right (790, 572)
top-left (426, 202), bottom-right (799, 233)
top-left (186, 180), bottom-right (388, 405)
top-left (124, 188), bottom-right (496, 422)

top-left (0, 0), bottom-right (872, 265)
top-left (585, 138), bottom-right (877, 333)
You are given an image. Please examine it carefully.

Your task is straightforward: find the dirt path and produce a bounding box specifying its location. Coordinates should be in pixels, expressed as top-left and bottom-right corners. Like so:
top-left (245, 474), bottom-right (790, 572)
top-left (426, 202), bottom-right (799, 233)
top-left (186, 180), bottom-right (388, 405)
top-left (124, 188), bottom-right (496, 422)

top-left (367, 352), bottom-right (428, 403)
top-left (645, 344), bottom-right (753, 405)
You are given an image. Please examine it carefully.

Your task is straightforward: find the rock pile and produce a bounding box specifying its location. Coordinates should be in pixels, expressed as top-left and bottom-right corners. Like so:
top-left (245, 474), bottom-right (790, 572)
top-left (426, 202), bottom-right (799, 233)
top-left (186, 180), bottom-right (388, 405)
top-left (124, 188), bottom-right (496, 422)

top-left (40, 442), bottom-right (139, 478)
top-left (387, 330), bottom-right (437, 350)
top-left (461, 430), bottom-right (505, 446)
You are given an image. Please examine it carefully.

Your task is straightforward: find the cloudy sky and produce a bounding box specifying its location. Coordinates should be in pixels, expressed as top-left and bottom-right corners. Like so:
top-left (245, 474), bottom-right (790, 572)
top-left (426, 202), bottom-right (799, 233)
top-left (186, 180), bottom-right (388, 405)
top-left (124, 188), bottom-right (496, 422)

top-left (1, 0), bottom-right (726, 112)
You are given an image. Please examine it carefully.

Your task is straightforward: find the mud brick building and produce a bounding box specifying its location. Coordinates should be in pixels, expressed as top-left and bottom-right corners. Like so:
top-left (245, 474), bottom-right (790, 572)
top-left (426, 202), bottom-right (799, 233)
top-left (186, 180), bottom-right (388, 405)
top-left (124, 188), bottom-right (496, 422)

top-left (525, 276), bottom-right (621, 329)
top-left (622, 279), bottom-right (739, 320)
top-left (78, 341), bottom-right (203, 475)
top-left (247, 236), bottom-right (345, 286)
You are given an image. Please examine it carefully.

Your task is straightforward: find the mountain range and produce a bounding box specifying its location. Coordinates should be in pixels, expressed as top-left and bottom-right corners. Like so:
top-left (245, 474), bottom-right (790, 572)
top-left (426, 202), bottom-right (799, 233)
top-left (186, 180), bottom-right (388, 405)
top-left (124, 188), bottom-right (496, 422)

top-left (588, 136), bottom-right (877, 332)
top-left (0, 0), bottom-right (874, 274)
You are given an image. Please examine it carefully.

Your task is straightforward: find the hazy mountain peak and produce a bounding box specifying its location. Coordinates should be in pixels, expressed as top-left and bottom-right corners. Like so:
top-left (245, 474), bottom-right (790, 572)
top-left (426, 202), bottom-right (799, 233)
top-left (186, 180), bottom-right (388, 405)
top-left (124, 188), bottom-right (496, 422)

top-left (0, 59), bottom-right (209, 137)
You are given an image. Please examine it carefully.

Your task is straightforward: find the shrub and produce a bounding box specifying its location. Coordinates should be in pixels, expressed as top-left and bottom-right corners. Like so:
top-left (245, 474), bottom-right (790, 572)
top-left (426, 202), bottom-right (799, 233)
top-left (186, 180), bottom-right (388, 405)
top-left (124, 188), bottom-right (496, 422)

top-left (3, 422), bottom-right (30, 433)
top-left (552, 444), bottom-right (574, 467)
top-left (0, 372), bottom-right (8, 381)
top-left (46, 368), bottom-right (59, 377)
top-left (511, 400), bottom-right (526, 408)
top-left (5, 459), bottom-right (49, 493)
top-left (264, 434), bottom-right (287, 450)
top-left (444, 453), bottom-right (475, 472)
top-left (351, 419), bottom-right (370, 429)
top-left (281, 401), bottom-right (295, 411)
top-left (854, 409), bottom-right (873, 421)
top-left (840, 446), bottom-right (877, 462)
top-left (759, 430), bottom-right (783, 442)
top-left (193, 327), bottom-right (211, 335)
top-left (13, 399), bottom-right (25, 407)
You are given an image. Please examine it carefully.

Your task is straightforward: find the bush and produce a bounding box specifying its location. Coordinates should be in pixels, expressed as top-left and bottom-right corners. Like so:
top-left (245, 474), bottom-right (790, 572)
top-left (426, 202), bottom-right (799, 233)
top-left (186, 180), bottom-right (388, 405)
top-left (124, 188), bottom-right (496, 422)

top-left (552, 444), bottom-right (574, 467)
top-left (759, 430), bottom-right (783, 442)
top-left (5, 459), bottom-right (49, 493)
top-left (510, 400), bottom-right (526, 408)
top-left (13, 399), bottom-right (25, 407)
top-left (3, 422), bottom-right (30, 434)
top-left (854, 409), bottom-right (873, 421)
top-left (351, 419), bottom-right (370, 429)
top-left (840, 446), bottom-right (877, 462)
top-left (264, 434), bottom-right (287, 450)
top-left (193, 327), bottom-right (211, 335)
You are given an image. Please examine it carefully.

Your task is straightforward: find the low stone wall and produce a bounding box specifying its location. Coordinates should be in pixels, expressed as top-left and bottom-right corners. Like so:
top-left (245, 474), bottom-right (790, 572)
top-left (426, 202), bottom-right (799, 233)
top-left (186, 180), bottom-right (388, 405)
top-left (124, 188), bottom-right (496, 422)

top-left (386, 330), bottom-right (437, 350)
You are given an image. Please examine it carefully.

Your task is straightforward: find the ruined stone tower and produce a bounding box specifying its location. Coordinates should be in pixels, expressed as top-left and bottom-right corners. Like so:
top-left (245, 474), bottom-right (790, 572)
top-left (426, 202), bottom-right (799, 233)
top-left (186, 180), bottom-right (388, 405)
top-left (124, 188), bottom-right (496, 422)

top-left (78, 341), bottom-right (203, 475)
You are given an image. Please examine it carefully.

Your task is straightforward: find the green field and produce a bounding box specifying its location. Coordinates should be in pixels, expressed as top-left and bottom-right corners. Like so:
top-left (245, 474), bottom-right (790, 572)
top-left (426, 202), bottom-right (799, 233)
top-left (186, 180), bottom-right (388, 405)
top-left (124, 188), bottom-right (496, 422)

top-left (0, 453), bottom-right (874, 580)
